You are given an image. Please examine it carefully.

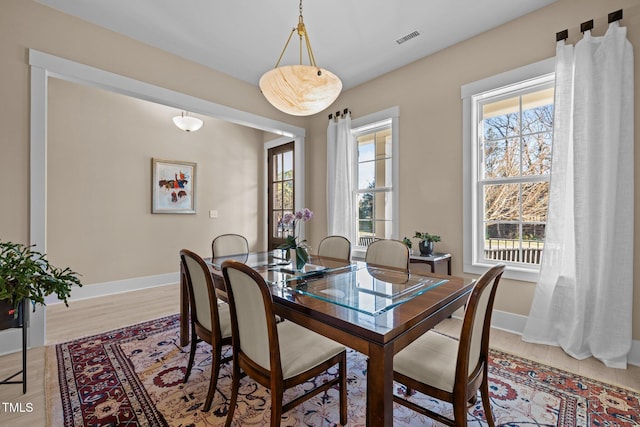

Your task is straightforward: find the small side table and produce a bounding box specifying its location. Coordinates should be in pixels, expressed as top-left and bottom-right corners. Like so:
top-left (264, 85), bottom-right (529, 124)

top-left (410, 252), bottom-right (452, 275)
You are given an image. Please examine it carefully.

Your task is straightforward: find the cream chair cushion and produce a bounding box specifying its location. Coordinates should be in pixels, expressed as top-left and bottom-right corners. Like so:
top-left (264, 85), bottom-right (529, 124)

top-left (393, 330), bottom-right (458, 393)
top-left (276, 320), bottom-right (346, 379)
top-left (212, 234), bottom-right (249, 257)
top-left (365, 239), bottom-right (409, 272)
top-left (317, 236), bottom-right (351, 261)
top-left (216, 301), bottom-right (232, 339)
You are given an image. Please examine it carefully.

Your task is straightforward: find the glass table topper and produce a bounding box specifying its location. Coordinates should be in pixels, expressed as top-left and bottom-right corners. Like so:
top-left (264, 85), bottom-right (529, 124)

top-left (291, 266), bottom-right (449, 316)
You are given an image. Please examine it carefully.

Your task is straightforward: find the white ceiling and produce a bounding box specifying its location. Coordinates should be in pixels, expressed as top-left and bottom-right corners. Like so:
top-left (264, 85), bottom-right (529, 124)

top-left (36, 0), bottom-right (557, 91)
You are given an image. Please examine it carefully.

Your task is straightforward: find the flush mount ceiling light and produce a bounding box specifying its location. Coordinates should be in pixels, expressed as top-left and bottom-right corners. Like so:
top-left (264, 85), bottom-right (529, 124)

top-left (172, 111), bottom-right (203, 132)
top-left (259, 0), bottom-right (342, 116)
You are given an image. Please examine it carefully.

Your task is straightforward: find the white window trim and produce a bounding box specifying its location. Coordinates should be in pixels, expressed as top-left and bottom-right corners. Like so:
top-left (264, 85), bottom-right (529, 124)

top-left (350, 106), bottom-right (400, 259)
top-left (462, 58), bottom-right (554, 282)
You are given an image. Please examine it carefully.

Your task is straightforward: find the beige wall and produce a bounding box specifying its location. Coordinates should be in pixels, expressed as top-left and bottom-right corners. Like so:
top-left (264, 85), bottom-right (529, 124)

top-left (305, 0), bottom-right (640, 339)
top-left (0, 0), bottom-right (304, 285)
top-left (1, 0), bottom-right (638, 340)
top-left (47, 79), bottom-right (265, 284)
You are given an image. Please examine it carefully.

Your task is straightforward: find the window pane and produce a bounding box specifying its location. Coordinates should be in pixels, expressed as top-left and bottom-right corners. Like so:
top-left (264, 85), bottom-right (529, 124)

top-left (482, 112), bottom-right (519, 141)
top-left (484, 184), bottom-right (519, 221)
top-left (375, 157), bottom-right (392, 187)
top-left (357, 191), bottom-right (392, 243)
top-left (358, 137), bottom-right (375, 161)
top-left (358, 193), bottom-right (373, 220)
top-left (521, 89), bottom-right (554, 134)
top-left (358, 161), bottom-right (375, 190)
top-left (485, 223), bottom-right (520, 242)
top-left (483, 139), bottom-right (520, 178)
top-left (484, 223), bottom-right (520, 262)
top-left (522, 133), bottom-right (552, 176)
top-left (522, 182), bottom-right (549, 222)
top-left (522, 106), bottom-right (553, 134)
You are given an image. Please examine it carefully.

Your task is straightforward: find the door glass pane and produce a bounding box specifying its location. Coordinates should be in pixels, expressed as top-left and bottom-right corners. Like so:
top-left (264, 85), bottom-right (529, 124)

top-left (273, 183), bottom-right (282, 209)
top-left (283, 180), bottom-right (293, 209)
top-left (273, 153), bottom-right (282, 180)
top-left (283, 151), bottom-right (293, 180)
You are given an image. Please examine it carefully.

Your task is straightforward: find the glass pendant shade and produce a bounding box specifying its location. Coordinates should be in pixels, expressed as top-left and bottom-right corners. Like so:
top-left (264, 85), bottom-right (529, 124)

top-left (260, 0), bottom-right (341, 116)
top-left (259, 65), bottom-right (342, 116)
top-left (172, 112), bottom-right (203, 132)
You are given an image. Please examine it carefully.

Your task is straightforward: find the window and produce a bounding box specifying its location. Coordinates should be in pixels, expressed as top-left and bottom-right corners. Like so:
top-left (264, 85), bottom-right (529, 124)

top-left (350, 107), bottom-right (399, 252)
top-left (462, 58), bottom-right (555, 281)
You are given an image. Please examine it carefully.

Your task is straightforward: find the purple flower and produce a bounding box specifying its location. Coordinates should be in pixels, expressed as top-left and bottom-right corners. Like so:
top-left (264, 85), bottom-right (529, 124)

top-left (281, 212), bottom-right (295, 225)
top-left (302, 208), bottom-right (314, 221)
top-left (294, 210), bottom-right (304, 220)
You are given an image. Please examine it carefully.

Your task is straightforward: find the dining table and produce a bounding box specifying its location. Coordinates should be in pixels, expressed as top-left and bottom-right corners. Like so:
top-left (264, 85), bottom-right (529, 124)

top-left (179, 250), bottom-right (475, 427)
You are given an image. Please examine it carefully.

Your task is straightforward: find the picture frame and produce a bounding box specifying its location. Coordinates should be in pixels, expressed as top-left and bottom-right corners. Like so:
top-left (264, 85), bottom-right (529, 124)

top-left (151, 158), bottom-right (196, 214)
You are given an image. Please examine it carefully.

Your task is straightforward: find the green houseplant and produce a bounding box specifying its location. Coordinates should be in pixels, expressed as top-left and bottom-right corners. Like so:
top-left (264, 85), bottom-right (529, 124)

top-left (0, 240), bottom-right (81, 325)
top-left (414, 231), bottom-right (441, 256)
top-left (401, 237), bottom-right (413, 249)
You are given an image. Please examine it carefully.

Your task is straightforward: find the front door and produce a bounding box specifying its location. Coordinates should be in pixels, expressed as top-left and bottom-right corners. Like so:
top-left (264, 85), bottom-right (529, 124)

top-left (268, 142), bottom-right (295, 250)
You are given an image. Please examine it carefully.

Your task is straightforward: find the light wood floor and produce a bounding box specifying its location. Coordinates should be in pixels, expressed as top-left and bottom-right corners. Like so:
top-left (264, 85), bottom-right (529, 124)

top-left (1, 282), bottom-right (638, 426)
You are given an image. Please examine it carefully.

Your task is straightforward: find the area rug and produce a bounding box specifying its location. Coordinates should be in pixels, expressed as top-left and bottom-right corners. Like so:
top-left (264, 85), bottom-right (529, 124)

top-left (46, 314), bottom-right (640, 426)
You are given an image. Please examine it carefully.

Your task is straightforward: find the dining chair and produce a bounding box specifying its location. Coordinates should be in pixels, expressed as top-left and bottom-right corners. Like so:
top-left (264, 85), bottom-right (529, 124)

top-left (221, 260), bottom-right (347, 427)
top-left (317, 235), bottom-right (351, 261)
top-left (365, 238), bottom-right (410, 272)
top-left (211, 233), bottom-right (249, 259)
top-left (179, 249), bottom-right (233, 412)
top-left (392, 263), bottom-right (506, 427)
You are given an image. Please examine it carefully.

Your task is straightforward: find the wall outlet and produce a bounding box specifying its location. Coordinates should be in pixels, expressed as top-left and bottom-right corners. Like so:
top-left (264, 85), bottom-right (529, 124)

top-left (209, 210), bottom-right (218, 218)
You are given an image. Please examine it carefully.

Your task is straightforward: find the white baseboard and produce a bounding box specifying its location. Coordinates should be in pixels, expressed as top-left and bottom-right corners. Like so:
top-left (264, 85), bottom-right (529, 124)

top-left (0, 272), bottom-right (179, 356)
top-left (477, 309), bottom-right (640, 368)
top-left (44, 272), bottom-right (180, 305)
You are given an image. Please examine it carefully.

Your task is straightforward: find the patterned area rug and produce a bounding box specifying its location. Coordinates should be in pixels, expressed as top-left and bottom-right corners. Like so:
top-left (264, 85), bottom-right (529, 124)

top-left (46, 314), bottom-right (640, 426)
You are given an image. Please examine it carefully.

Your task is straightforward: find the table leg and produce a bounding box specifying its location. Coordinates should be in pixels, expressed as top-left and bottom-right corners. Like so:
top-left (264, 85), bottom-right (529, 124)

top-left (447, 258), bottom-right (452, 275)
top-left (366, 343), bottom-right (394, 426)
top-left (179, 263), bottom-right (189, 347)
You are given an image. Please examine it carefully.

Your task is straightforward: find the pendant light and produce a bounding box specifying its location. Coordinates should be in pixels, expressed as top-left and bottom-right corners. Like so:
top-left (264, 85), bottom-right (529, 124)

top-left (259, 0), bottom-right (342, 116)
top-left (173, 111), bottom-right (203, 132)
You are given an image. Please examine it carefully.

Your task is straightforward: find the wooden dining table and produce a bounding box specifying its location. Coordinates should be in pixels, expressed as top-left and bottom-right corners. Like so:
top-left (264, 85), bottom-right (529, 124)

top-left (179, 251), bottom-right (474, 427)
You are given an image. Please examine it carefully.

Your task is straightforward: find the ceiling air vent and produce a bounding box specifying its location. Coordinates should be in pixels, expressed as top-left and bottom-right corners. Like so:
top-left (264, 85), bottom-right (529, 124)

top-left (395, 30), bottom-right (420, 45)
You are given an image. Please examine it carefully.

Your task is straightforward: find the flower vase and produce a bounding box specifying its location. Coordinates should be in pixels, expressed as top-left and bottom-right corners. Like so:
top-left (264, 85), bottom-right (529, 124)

top-left (289, 247), bottom-right (307, 271)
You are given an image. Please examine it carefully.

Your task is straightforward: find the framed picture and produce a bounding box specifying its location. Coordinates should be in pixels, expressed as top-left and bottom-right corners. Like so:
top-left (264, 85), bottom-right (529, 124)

top-left (152, 158), bottom-right (196, 214)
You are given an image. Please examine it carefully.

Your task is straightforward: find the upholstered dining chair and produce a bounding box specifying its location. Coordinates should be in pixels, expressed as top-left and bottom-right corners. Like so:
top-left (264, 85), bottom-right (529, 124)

top-left (365, 238), bottom-right (410, 272)
top-left (211, 233), bottom-right (249, 259)
top-left (179, 249), bottom-right (233, 412)
top-left (317, 235), bottom-right (351, 261)
top-left (392, 263), bottom-right (506, 427)
top-left (221, 260), bottom-right (347, 427)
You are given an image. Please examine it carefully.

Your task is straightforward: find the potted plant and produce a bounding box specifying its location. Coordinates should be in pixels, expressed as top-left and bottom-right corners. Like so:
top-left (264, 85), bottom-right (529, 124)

top-left (401, 237), bottom-right (413, 254)
top-left (277, 208), bottom-right (314, 270)
top-left (413, 232), bottom-right (441, 256)
top-left (0, 240), bottom-right (81, 329)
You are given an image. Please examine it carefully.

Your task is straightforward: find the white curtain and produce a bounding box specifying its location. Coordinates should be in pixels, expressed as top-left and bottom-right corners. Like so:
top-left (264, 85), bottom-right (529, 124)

top-left (327, 113), bottom-right (355, 240)
top-left (522, 22), bottom-right (634, 369)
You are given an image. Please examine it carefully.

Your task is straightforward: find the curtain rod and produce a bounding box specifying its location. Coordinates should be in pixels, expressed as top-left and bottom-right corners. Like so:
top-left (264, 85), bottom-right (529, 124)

top-left (556, 9), bottom-right (623, 41)
top-left (328, 108), bottom-right (350, 120)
